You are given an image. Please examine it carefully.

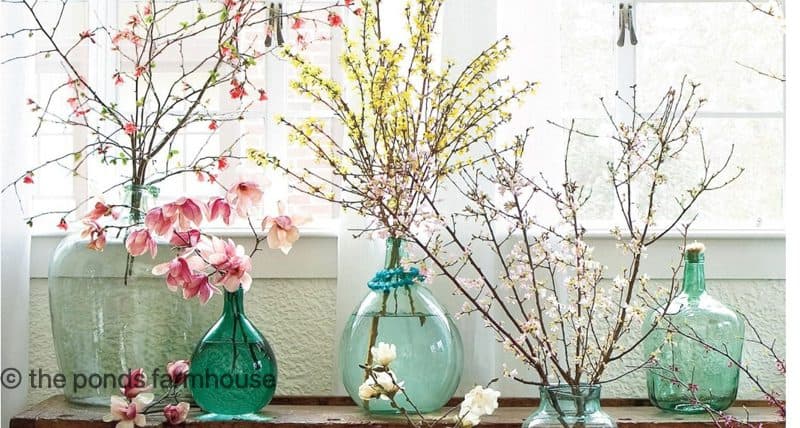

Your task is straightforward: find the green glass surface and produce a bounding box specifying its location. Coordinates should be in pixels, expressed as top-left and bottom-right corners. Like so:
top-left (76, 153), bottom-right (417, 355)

top-left (643, 251), bottom-right (744, 413)
top-left (523, 385), bottom-right (617, 428)
top-left (339, 239), bottom-right (463, 414)
top-left (48, 186), bottom-right (217, 405)
top-left (189, 288), bottom-right (277, 416)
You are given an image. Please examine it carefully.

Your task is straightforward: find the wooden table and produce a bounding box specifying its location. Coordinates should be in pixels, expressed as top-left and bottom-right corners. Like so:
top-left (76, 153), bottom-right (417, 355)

top-left (12, 396), bottom-right (785, 427)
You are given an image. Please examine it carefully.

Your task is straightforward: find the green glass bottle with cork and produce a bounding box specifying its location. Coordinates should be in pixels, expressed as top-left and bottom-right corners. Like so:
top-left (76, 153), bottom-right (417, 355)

top-left (642, 242), bottom-right (745, 413)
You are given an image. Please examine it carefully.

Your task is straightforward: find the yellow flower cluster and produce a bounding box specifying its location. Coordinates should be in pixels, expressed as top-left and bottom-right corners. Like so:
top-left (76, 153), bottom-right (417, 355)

top-left (276, 0), bottom-right (535, 236)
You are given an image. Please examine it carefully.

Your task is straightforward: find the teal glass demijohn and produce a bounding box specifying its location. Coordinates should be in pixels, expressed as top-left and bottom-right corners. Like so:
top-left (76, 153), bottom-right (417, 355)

top-left (523, 385), bottom-right (616, 428)
top-left (339, 238), bottom-right (463, 413)
top-left (642, 243), bottom-right (744, 413)
top-left (188, 287), bottom-right (277, 415)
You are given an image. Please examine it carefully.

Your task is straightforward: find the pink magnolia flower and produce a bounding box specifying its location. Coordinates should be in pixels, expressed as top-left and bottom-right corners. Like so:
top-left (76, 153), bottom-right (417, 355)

top-left (207, 197), bottom-right (233, 225)
top-left (201, 237), bottom-right (253, 292)
top-left (120, 368), bottom-right (152, 399)
top-left (182, 273), bottom-right (219, 304)
top-left (103, 394), bottom-right (153, 428)
top-left (170, 229), bottom-right (200, 248)
top-left (166, 360), bottom-right (190, 386)
top-left (125, 229), bottom-right (157, 258)
top-left (163, 402), bottom-right (190, 425)
top-left (145, 207), bottom-right (173, 236)
top-left (261, 202), bottom-right (310, 254)
top-left (152, 257), bottom-right (194, 291)
top-left (226, 181), bottom-right (263, 217)
top-left (85, 199), bottom-right (119, 221)
top-left (81, 220), bottom-right (107, 251)
top-left (162, 197), bottom-right (204, 230)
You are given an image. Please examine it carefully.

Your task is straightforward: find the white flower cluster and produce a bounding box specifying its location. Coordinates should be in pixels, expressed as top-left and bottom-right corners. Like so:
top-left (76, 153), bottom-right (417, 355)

top-left (456, 385), bottom-right (501, 427)
top-left (358, 342), bottom-right (404, 401)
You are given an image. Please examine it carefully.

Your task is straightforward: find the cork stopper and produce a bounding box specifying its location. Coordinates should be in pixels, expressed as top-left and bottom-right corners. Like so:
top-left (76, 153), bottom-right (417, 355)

top-left (685, 241), bottom-right (705, 263)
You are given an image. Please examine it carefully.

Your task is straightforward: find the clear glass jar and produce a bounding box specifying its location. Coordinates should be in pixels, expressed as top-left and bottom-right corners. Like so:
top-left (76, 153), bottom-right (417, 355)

top-left (48, 185), bottom-right (219, 405)
top-left (642, 247), bottom-right (744, 413)
top-left (339, 238), bottom-right (463, 413)
top-left (523, 385), bottom-right (617, 428)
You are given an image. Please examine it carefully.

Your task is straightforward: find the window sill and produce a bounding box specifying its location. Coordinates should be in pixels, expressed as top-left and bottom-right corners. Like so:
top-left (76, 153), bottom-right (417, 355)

top-left (28, 227), bottom-right (785, 281)
top-left (29, 227), bottom-right (338, 280)
top-left (11, 395), bottom-right (785, 427)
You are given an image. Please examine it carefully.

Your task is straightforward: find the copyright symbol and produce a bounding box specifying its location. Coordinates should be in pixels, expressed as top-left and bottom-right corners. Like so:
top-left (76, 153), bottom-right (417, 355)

top-left (2, 368), bottom-right (22, 389)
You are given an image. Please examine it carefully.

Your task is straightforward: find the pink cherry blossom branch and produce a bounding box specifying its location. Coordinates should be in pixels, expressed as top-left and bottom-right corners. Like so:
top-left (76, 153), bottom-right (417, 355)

top-left (1, 0), bottom-right (348, 229)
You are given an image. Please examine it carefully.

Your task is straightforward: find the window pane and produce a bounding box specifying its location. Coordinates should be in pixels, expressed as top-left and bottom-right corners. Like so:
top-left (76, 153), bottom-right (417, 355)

top-left (565, 119), bottom-right (617, 227)
top-left (560, 0), bottom-right (617, 118)
top-left (641, 118), bottom-right (783, 229)
top-left (637, 2), bottom-right (784, 112)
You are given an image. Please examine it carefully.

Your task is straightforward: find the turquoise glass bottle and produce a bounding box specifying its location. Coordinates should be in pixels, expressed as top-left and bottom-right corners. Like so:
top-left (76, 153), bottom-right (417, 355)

top-left (339, 238), bottom-right (463, 413)
top-left (643, 244), bottom-right (744, 413)
top-left (523, 385), bottom-right (616, 428)
top-left (188, 288), bottom-right (277, 415)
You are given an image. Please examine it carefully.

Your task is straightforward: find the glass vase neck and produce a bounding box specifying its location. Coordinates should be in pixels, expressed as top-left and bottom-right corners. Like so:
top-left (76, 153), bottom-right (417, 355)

top-left (681, 252), bottom-right (706, 298)
top-left (384, 238), bottom-right (406, 270)
top-left (538, 385), bottom-right (602, 416)
top-left (222, 288), bottom-right (245, 317)
top-left (123, 184), bottom-right (159, 224)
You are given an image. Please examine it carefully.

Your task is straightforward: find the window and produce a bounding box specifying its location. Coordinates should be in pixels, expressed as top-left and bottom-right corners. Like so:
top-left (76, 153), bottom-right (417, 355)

top-left (27, 0), bottom-right (337, 233)
top-left (497, 0), bottom-right (784, 232)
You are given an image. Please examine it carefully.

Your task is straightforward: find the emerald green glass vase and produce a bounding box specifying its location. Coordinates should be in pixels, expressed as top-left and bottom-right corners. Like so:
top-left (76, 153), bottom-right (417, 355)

top-left (642, 246), bottom-right (744, 413)
top-left (188, 288), bottom-right (277, 416)
top-left (523, 385), bottom-right (616, 428)
top-left (339, 238), bottom-right (463, 413)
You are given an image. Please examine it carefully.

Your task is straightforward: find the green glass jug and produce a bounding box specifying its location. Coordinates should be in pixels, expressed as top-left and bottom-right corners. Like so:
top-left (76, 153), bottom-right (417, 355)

top-left (188, 288), bottom-right (277, 415)
top-left (643, 244), bottom-right (744, 413)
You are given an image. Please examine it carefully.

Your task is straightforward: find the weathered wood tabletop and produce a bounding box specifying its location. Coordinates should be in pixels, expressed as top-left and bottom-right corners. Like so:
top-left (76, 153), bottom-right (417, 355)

top-left (11, 396), bottom-right (785, 427)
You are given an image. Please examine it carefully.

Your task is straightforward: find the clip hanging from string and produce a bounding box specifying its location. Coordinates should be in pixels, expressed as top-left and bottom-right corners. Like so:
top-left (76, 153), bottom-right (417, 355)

top-left (617, 3), bottom-right (638, 47)
top-left (265, 2), bottom-right (284, 47)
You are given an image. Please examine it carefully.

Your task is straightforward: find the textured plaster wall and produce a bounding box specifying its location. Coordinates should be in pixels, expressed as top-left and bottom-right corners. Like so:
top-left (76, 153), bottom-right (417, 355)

top-left (28, 278), bottom-right (784, 405)
top-left (26, 277), bottom-right (337, 406)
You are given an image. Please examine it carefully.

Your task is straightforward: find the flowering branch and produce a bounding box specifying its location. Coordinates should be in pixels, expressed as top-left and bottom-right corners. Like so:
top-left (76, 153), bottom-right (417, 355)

top-left (382, 78), bottom-right (741, 388)
top-left (1, 0), bottom-right (347, 228)
top-left (261, 0), bottom-right (535, 239)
